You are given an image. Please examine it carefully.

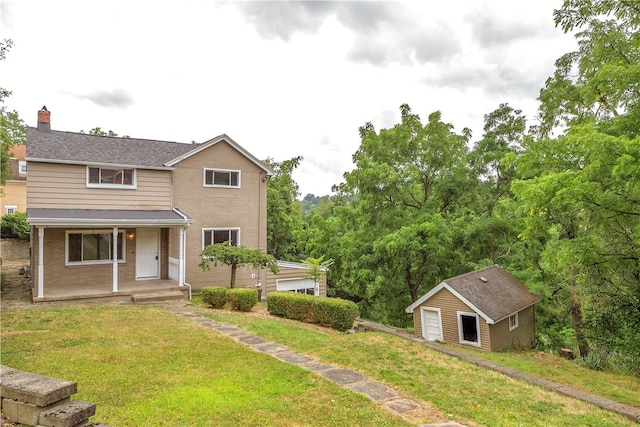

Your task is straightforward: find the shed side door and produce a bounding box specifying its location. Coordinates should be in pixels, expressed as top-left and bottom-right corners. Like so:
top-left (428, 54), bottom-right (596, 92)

top-left (420, 307), bottom-right (443, 341)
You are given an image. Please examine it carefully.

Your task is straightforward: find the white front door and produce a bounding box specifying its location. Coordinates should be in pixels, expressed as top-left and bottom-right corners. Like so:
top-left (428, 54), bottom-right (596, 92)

top-left (421, 307), bottom-right (443, 341)
top-left (136, 228), bottom-right (159, 280)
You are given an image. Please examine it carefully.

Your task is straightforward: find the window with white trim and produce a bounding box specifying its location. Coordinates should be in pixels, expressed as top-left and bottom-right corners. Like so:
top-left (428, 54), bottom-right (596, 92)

top-left (18, 160), bottom-right (27, 174)
top-left (87, 166), bottom-right (136, 188)
top-left (5, 205), bottom-right (17, 215)
top-left (509, 313), bottom-right (519, 331)
top-left (457, 312), bottom-right (481, 347)
top-left (202, 228), bottom-right (240, 248)
top-left (204, 168), bottom-right (240, 188)
top-left (66, 230), bottom-right (125, 265)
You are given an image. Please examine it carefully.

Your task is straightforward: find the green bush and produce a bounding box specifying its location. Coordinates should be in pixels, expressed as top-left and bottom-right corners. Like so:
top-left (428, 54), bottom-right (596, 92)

top-left (201, 287), bottom-right (228, 309)
top-left (267, 292), bottom-right (360, 332)
top-left (0, 212), bottom-right (30, 240)
top-left (227, 288), bottom-right (258, 312)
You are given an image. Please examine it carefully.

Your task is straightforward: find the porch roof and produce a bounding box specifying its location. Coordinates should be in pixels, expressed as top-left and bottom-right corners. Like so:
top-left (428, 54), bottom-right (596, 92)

top-left (27, 208), bottom-right (194, 227)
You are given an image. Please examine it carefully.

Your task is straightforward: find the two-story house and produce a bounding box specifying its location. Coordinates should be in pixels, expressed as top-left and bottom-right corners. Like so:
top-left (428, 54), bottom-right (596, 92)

top-left (1, 144), bottom-right (27, 215)
top-left (26, 106), bottom-right (306, 302)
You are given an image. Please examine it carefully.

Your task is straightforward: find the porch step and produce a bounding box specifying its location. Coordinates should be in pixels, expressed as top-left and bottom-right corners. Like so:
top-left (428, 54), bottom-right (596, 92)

top-left (131, 290), bottom-right (185, 303)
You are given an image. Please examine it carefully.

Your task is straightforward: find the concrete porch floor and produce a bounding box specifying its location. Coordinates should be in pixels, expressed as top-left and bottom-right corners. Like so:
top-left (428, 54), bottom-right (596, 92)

top-left (31, 279), bottom-right (189, 303)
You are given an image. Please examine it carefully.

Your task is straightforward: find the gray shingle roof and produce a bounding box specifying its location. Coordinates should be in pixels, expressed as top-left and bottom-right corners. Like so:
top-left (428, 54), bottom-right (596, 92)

top-left (26, 127), bottom-right (197, 168)
top-left (27, 208), bottom-right (193, 226)
top-left (444, 265), bottom-right (540, 322)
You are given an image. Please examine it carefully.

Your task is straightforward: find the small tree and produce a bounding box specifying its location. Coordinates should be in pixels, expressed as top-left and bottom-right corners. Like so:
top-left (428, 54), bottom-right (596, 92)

top-left (302, 256), bottom-right (333, 294)
top-left (200, 243), bottom-right (278, 288)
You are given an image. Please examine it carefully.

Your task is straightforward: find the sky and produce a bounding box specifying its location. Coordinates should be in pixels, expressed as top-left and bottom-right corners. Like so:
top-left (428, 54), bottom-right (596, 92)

top-left (0, 0), bottom-right (577, 197)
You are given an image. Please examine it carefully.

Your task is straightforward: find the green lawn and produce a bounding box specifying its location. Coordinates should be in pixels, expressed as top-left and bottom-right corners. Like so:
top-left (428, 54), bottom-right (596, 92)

top-left (1, 303), bottom-right (638, 426)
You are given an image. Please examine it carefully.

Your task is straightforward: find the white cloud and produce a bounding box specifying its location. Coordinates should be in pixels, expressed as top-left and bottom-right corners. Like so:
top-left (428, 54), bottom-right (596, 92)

top-left (0, 0), bottom-right (577, 197)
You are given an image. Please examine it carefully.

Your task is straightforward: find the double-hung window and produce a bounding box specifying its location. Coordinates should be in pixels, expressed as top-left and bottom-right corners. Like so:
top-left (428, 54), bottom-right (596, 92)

top-left (509, 313), bottom-right (519, 331)
top-left (87, 166), bottom-right (136, 188)
top-left (203, 228), bottom-right (240, 248)
top-left (18, 160), bottom-right (27, 174)
top-left (66, 230), bottom-right (125, 265)
top-left (204, 168), bottom-right (240, 188)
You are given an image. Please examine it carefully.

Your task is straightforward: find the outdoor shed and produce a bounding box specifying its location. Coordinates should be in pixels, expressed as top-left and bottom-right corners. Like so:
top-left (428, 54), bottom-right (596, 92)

top-left (405, 265), bottom-right (540, 351)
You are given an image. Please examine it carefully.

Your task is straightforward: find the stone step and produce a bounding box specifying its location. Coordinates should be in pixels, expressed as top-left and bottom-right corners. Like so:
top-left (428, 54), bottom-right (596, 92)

top-left (0, 366), bottom-right (77, 407)
top-left (39, 400), bottom-right (96, 427)
top-left (131, 290), bottom-right (185, 303)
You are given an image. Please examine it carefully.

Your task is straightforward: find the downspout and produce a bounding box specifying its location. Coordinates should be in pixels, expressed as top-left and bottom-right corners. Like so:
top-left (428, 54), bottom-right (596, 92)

top-left (173, 208), bottom-right (192, 300)
top-left (37, 226), bottom-right (44, 298)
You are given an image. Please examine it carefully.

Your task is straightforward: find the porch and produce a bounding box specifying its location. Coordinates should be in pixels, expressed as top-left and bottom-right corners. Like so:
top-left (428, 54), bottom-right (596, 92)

top-left (31, 279), bottom-right (190, 304)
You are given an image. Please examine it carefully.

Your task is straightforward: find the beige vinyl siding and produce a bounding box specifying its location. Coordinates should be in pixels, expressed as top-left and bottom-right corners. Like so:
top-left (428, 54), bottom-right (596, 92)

top-left (172, 140), bottom-right (268, 289)
top-left (27, 163), bottom-right (172, 210)
top-left (264, 265), bottom-right (327, 297)
top-left (488, 305), bottom-right (536, 351)
top-left (415, 288), bottom-right (492, 351)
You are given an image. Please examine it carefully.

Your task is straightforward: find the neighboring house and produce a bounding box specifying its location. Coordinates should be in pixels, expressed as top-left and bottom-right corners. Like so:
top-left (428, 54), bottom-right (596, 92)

top-left (265, 260), bottom-right (327, 297)
top-left (1, 144), bottom-right (27, 215)
top-left (405, 265), bottom-right (540, 351)
top-left (25, 106), bottom-right (316, 302)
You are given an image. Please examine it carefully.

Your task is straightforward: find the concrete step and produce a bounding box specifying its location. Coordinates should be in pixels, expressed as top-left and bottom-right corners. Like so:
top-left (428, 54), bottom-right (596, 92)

top-left (0, 366), bottom-right (77, 407)
top-left (131, 290), bottom-right (185, 303)
top-left (39, 400), bottom-right (96, 427)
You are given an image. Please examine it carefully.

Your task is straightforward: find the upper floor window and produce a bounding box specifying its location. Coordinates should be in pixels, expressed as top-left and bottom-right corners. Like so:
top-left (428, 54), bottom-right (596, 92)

top-left (66, 230), bottom-right (125, 265)
top-left (18, 160), bottom-right (27, 174)
top-left (87, 167), bottom-right (136, 189)
top-left (204, 168), bottom-right (240, 188)
top-left (203, 228), bottom-right (240, 249)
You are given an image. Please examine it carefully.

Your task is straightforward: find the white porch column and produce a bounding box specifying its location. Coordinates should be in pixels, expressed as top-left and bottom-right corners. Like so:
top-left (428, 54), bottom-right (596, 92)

top-left (37, 226), bottom-right (44, 298)
top-left (178, 226), bottom-right (185, 286)
top-left (112, 227), bottom-right (119, 292)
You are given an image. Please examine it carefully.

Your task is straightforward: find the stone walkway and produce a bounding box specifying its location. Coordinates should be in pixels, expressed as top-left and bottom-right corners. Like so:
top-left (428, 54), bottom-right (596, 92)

top-left (163, 305), bottom-right (465, 427)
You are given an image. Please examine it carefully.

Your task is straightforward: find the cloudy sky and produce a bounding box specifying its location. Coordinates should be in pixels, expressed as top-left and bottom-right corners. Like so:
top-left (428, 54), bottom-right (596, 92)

top-left (1, 0), bottom-right (576, 197)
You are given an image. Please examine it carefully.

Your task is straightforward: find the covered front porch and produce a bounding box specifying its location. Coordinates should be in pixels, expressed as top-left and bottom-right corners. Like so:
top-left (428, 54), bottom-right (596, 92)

top-left (31, 278), bottom-right (190, 303)
top-left (26, 208), bottom-right (194, 302)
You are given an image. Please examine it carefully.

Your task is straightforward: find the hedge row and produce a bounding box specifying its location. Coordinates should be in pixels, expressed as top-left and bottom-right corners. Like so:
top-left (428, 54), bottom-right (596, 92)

top-left (266, 291), bottom-right (360, 332)
top-left (201, 287), bottom-right (258, 312)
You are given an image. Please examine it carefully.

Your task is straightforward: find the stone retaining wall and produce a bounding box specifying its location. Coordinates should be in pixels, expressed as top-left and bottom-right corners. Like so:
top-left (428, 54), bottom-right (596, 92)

top-left (0, 239), bottom-right (30, 260)
top-left (0, 366), bottom-right (109, 426)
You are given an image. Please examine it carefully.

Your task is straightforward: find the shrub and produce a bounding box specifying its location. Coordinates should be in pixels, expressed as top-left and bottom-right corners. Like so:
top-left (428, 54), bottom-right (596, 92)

top-left (267, 292), bottom-right (360, 332)
top-left (227, 288), bottom-right (258, 312)
top-left (201, 287), bottom-right (228, 309)
top-left (0, 212), bottom-right (30, 240)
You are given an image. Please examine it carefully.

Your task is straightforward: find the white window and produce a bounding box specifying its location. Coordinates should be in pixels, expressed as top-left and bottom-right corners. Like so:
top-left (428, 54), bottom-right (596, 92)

top-left (5, 206), bottom-right (17, 215)
top-left (66, 230), bottom-right (125, 265)
top-left (202, 228), bottom-right (240, 249)
top-left (457, 311), bottom-right (481, 347)
top-left (87, 166), bottom-right (136, 189)
top-left (18, 160), bottom-right (27, 174)
top-left (509, 313), bottom-right (519, 331)
top-left (204, 168), bottom-right (240, 188)
top-left (276, 278), bottom-right (317, 295)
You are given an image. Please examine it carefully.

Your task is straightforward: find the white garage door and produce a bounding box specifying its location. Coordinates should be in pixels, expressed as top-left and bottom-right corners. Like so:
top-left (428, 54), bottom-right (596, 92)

top-left (276, 278), bottom-right (317, 295)
top-left (421, 307), bottom-right (443, 341)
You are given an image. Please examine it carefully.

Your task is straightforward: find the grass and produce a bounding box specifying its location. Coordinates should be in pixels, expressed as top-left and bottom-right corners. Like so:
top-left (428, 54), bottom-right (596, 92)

top-left (197, 302), bottom-right (639, 427)
top-left (1, 306), bottom-right (412, 426)
top-left (1, 297), bottom-right (638, 426)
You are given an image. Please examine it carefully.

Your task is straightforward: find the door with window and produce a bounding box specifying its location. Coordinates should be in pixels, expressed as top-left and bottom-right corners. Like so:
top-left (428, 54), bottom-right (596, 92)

top-left (136, 228), bottom-right (159, 280)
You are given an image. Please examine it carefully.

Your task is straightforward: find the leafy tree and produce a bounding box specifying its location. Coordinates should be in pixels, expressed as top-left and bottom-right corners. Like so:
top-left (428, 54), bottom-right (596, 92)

top-left (80, 127), bottom-right (130, 137)
top-left (199, 243), bottom-right (278, 288)
top-left (0, 212), bottom-right (29, 240)
top-left (0, 39), bottom-right (26, 190)
top-left (301, 256), bottom-right (333, 293)
top-left (264, 156), bottom-right (306, 261)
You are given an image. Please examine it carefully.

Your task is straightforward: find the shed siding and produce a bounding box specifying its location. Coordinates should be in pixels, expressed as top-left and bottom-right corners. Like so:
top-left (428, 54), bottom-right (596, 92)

top-left (27, 163), bottom-right (172, 210)
top-left (488, 305), bottom-right (536, 351)
top-left (415, 288), bottom-right (491, 351)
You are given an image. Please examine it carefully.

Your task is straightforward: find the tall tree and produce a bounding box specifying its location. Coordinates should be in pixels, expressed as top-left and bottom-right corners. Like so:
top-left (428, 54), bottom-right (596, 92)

top-left (264, 156), bottom-right (306, 261)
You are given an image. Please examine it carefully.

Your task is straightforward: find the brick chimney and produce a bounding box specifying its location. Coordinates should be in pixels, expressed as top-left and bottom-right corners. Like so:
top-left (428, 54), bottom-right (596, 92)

top-left (37, 105), bottom-right (51, 132)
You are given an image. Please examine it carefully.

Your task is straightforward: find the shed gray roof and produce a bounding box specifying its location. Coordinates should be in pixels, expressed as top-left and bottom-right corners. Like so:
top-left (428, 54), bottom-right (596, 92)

top-left (27, 208), bottom-right (193, 227)
top-left (26, 127), bottom-right (274, 175)
top-left (406, 265), bottom-right (540, 323)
